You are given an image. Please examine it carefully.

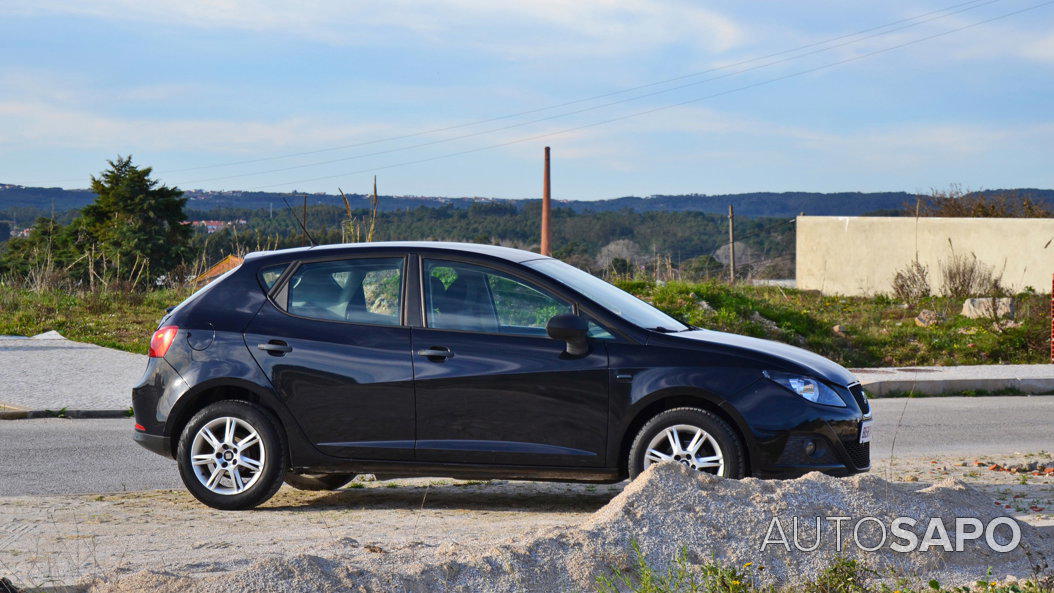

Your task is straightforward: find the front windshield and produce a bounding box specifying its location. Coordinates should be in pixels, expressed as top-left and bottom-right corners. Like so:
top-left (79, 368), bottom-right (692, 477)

top-left (525, 258), bottom-right (689, 332)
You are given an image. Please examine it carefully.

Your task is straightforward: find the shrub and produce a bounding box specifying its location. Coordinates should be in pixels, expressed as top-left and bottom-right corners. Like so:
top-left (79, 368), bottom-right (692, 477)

top-left (891, 260), bottom-right (931, 304)
top-left (937, 242), bottom-right (1008, 303)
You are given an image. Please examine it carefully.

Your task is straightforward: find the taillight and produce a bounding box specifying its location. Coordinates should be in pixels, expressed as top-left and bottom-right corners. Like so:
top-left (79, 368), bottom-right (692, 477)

top-left (149, 325), bottom-right (178, 358)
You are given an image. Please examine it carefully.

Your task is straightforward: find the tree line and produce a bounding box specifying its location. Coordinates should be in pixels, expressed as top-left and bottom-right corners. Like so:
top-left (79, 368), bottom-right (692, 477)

top-left (0, 158), bottom-right (798, 288)
top-left (10, 157), bottom-right (1042, 291)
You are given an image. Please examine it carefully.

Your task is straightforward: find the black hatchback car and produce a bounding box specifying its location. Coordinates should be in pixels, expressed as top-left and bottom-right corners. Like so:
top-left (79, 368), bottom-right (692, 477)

top-left (133, 241), bottom-right (871, 509)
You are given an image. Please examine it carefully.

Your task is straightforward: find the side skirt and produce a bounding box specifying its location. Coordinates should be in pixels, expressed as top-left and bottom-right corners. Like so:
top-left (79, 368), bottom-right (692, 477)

top-left (290, 460), bottom-right (622, 483)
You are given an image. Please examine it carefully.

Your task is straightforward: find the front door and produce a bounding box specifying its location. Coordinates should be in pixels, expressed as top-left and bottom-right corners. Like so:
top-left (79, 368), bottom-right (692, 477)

top-left (412, 258), bottom-right (609, 467)
top-left (245, 255), bottom-right (414, 460)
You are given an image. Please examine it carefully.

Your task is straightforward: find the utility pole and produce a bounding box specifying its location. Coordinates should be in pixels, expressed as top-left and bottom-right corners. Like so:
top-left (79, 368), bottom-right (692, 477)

top-left (302, 195), bottom-right (308, 245)
top-left (541, 146), bottom-right (551, 256)
top-left (727, 204), bottom-right (735, 284)
top-left (367, 175), bottom-right (378, 242)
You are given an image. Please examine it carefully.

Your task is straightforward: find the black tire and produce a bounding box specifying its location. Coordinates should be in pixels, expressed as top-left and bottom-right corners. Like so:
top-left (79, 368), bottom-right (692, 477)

top-left (627, 407), bottom-right (746, 480)
top-left (284, 473), bottom-right (356, 491)
top-left (176, 400), bottom-right (287, 510)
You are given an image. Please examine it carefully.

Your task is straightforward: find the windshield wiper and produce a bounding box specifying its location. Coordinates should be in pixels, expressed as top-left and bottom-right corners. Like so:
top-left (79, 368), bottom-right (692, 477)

top-left (651, 324), bottom-right (695, 333)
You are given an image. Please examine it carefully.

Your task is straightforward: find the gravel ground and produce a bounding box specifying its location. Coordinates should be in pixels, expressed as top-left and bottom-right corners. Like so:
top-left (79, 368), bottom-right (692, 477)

top-left (0, 334), bottom-right (144, 412)
top-left (3, 453), bottom-right (1051, 592)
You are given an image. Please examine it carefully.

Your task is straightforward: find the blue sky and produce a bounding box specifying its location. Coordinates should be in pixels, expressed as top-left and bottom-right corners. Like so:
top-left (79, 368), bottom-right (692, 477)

top-left (1, 1), bottom-right (1052, 200)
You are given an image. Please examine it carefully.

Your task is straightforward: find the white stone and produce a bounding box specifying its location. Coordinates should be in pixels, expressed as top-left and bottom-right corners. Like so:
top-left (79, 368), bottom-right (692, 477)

top-left (961, 297), bottom-right (1014, 319)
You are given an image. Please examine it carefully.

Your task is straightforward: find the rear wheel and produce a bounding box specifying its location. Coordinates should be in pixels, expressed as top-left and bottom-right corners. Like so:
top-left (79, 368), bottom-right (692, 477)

top-left (284, 473), bottom-right (355, 491)
top-left (628, 407), bottom-right (745, 480)
top-left (176, 400), bottom-right (286, 510)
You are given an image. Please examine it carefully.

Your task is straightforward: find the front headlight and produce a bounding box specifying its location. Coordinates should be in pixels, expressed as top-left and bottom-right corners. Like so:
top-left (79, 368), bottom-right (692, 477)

top-left (764, 371), bottom-right (846, 407)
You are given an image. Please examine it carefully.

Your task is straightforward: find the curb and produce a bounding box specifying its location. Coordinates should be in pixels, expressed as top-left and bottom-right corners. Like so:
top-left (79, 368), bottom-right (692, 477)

top-left (0, 409), bottom-right (130, 420)
top-left (858, 377), bottom-right (1054, 397)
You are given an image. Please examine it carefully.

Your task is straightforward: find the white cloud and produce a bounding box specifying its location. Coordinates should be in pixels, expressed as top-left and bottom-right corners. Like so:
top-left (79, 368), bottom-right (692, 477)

top-left (1020, 32), bottom-right (1054, 62)
top-left (4, 0), bottom-right (744, 56)
top-left (526, 103), bottom-right (1054, 171)
top-left (0, 100), bottom-right (412, 153)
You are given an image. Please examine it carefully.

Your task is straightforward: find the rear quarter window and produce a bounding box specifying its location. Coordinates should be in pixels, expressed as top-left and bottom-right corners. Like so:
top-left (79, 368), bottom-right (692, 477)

top-left (259, 264), bottom-right (288, 291)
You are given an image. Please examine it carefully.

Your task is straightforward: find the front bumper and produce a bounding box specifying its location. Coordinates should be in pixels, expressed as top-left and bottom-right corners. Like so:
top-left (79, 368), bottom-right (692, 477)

top-left (756, 430), bottom-right (870, 478)
top-left (730, 379), bottom-right (871, 478)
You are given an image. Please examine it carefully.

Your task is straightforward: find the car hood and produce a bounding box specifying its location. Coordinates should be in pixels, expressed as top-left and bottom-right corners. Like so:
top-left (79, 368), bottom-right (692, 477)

top-left (657, 329), bottom-right (859, 387)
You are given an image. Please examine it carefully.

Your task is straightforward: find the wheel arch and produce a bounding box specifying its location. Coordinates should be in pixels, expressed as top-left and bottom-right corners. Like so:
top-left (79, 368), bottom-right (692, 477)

top-left (165, 378), bottom-right (285, 459)
top-left (616, 389), bottom-right (753, 479)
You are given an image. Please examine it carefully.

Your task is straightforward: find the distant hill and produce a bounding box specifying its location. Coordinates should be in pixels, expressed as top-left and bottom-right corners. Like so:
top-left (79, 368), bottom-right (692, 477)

top-left (560, 192), bottom-right (917, 217)
top-left (3, 183), bottom-right (1052, 219)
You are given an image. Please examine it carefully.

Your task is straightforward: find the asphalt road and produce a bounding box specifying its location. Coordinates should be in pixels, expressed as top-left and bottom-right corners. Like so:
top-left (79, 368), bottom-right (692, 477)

top-left (0, 397), bottom-right (1051, 496)
top-left (867, 395), bottom-right (1054, 458)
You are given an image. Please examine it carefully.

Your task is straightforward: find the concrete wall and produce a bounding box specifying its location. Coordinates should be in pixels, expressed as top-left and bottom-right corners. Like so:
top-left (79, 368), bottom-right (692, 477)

top-left (796, 216), bottom-right (1054, 295)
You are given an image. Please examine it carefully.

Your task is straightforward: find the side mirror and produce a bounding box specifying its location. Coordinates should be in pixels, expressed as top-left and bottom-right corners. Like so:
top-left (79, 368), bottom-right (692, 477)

top-left (546, 314), bottom-right (590, 356)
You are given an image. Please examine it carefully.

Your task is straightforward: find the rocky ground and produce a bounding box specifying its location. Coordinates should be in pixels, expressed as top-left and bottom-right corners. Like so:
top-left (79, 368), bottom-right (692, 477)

top-left (1, 452), bottom-right (1051, 592)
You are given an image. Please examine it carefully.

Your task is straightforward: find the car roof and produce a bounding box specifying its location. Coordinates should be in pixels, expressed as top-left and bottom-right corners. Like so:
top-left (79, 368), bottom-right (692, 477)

top-left (244, 241), bottom-right (551, 265)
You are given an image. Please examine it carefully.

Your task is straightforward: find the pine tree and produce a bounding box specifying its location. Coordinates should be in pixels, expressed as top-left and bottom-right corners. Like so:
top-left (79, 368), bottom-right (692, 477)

top-left (72, 156), bottom-right (190, 284)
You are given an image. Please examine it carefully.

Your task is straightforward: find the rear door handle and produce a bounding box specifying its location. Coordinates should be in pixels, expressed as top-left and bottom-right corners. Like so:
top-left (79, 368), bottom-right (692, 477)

top-left (258, 341), bottom-right (293, 355)
top-left (417, 346), bottom-right (454, 361)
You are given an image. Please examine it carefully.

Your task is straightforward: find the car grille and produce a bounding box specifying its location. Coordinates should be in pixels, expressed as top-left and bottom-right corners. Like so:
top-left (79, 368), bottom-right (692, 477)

top-left (848, 383), bottom-right (870, 414)
top-left (843, 440), bottom-right (871, 470)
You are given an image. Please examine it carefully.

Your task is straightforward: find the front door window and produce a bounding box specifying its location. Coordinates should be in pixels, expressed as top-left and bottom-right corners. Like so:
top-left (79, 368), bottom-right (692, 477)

top-left (424, 259), bottom-right (571, 336)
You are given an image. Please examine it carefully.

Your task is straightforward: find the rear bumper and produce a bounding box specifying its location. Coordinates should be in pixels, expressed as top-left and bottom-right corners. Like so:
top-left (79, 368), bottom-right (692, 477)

top-left (133, 429), bottom-right (172, 459)
top-left (130, 357), bottom-right (186, 459)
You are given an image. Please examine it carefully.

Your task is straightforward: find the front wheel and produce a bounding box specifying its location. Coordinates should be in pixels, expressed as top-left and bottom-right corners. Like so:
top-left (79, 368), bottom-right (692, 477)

top-left (628, 407), bottom-right (745, 480)
top-left (176, 400), bottom-right (287, 510)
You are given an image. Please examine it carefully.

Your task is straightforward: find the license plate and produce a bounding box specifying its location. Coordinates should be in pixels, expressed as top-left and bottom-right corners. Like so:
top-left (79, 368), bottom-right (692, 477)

top-left (859, 420), bottom-right (873, 444)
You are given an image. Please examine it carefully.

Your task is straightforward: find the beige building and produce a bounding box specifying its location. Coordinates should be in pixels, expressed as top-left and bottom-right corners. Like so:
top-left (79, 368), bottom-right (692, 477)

top-left (795, 216), bottom-right (1054, 295)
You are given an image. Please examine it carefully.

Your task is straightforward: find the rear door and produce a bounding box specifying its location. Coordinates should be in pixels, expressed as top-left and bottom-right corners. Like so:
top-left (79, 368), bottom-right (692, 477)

top-left (245, 254), bottom-right (415, 460)
top-left (411, 257), bottom-right (610, 467)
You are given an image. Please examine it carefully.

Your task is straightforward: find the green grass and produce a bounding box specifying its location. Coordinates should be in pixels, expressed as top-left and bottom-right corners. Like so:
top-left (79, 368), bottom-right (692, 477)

top-left (596, 546), bottom-right (1053, 593)
top-left (0, 286), bottom-right (191, 354)
top-left (621, 280), bottom-right (1049, 367)
top-left (0, 281), bottom-right (1048, 366)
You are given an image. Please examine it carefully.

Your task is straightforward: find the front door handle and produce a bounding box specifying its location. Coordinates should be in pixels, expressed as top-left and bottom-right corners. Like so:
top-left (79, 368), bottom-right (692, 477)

top-left (417, 346), bottom-right (454, 361)
top-left (258, 340), bottom-right (293, 355)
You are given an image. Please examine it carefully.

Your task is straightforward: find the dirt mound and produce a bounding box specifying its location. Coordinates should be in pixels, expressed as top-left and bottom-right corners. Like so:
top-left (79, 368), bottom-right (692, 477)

top-left (86, 464), bottom-right (1051, 593)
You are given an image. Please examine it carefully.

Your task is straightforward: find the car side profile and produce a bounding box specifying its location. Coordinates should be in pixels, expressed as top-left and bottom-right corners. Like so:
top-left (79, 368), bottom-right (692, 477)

top-left (132, 241), bottom-right (871, 510)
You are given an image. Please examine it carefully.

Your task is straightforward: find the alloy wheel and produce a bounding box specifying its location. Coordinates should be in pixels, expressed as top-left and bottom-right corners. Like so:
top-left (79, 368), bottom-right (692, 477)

top-left (643, 423), bottom-right (725, 475)
top-left (190, 416), bottom-right (266, 495)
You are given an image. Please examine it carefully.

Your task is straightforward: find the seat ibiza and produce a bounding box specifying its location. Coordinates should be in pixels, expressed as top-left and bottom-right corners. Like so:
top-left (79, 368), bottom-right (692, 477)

top-left (132, 242), bottom-right (871, 509)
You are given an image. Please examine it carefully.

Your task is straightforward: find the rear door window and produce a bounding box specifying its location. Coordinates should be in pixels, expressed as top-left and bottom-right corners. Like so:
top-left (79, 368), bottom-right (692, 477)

top-left (284, 257), bottom-right (403, 326)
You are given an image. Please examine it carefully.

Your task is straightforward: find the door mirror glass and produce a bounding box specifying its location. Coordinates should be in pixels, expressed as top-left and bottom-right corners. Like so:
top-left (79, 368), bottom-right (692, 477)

top-left (546, 314), bottom-right (590, 356)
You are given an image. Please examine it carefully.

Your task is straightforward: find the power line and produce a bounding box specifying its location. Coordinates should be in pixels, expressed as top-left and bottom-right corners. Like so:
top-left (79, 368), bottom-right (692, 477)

top-left (172, 0), bottom-right (1003, 186)
top-left (164, 0), bottom-right (997, 174)
top-left (242, 1), bottom-right (1053, 192)
top-left (35, 0), bottom-right (1004, 187)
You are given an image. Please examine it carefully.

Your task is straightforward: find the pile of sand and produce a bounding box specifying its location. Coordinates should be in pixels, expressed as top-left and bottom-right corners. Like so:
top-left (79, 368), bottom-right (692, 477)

top-left (86, 464), bottom-right (1051, 593)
